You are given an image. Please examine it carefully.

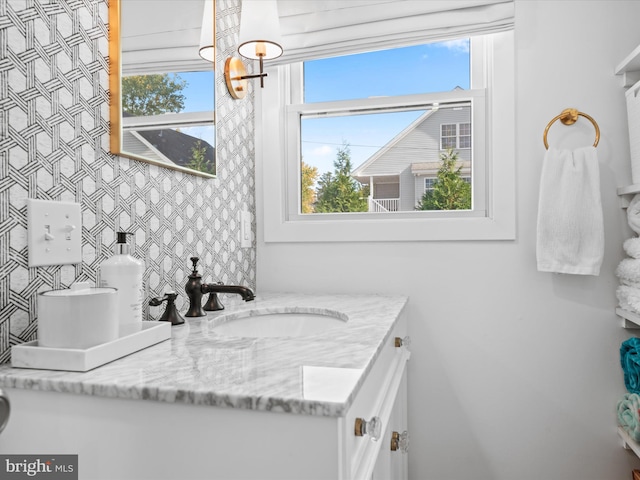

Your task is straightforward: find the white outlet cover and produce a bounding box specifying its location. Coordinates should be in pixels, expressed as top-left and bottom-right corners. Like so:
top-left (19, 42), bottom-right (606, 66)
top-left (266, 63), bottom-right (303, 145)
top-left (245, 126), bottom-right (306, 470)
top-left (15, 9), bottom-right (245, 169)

top-left (27, 199), bottom-right (82, 267)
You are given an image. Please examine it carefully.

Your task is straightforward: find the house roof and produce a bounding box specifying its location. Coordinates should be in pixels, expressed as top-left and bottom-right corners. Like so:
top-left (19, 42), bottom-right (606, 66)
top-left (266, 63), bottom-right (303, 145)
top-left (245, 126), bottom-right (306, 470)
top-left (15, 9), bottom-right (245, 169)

top-left (351, 109), bottom-right (436, 177)
top-left (411, 160), bottom-right (471, 176)
top-left (351, 87), bottom-right (469, 180)
top-left (122, 112), bottom-right (215, 171)
top-left (136, 128), bottom-right (215, 169)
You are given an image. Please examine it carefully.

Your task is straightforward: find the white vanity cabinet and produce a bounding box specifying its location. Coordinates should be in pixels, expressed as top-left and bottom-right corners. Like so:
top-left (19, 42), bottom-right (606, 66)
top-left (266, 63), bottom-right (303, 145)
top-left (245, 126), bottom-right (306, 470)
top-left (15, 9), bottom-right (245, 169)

top-left (0, 293), bottom-right (410, 480)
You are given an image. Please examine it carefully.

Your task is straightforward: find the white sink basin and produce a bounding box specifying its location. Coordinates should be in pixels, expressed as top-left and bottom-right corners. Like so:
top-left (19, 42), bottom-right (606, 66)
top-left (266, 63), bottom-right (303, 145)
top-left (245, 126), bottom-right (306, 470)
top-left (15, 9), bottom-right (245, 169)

top-left (210, 307), bottom-right (348, 338)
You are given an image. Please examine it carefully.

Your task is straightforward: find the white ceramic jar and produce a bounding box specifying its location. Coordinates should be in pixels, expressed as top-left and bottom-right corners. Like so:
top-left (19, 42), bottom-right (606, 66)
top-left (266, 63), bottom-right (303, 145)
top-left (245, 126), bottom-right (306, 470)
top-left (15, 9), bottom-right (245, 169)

top-left (37, 283), bottom-right (118, 349)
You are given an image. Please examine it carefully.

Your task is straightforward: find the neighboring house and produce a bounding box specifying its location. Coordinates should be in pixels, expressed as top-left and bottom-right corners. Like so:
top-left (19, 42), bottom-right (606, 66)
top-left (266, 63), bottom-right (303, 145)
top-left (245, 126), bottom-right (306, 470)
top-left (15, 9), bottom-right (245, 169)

top-left (351, 103), bottom-right (471, 212)
top-left (122, 113), bottom-right (216, 173)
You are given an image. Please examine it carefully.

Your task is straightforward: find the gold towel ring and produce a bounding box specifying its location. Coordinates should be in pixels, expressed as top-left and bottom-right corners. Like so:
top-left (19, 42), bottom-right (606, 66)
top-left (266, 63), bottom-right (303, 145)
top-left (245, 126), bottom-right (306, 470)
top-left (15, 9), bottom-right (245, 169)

top-left (543, 108), bottom-right (600, 149)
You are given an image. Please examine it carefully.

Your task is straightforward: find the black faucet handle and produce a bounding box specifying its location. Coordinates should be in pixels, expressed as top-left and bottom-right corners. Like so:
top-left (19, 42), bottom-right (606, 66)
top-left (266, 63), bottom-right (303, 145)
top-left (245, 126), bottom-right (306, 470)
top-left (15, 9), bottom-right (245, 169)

top-left (149, 295), bottom-right (165, 307)
top-left (149, 291), bottom-right (177, 306)
top-left (149, 291), bottom-right (185, 325)
top-left (190, 256), bottom-right (200, 274)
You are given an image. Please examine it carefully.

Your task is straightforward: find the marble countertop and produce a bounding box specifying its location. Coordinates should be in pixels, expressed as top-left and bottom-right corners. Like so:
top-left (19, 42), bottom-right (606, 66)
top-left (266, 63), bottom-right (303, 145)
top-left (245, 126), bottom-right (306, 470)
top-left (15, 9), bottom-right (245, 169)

top-left (0, 292), bottom-right (408, 416)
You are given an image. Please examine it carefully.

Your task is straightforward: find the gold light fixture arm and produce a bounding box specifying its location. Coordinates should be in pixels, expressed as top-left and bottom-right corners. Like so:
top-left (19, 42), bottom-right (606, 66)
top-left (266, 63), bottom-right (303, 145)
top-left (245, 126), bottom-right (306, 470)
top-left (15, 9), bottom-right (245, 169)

top-left (224, 56), bottom-right (269, 99)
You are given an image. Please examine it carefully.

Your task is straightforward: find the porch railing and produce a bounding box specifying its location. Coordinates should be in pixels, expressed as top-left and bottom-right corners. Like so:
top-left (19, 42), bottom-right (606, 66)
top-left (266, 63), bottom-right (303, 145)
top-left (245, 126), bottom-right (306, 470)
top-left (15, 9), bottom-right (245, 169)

top-left (368, 197), bottom-right (399, 212)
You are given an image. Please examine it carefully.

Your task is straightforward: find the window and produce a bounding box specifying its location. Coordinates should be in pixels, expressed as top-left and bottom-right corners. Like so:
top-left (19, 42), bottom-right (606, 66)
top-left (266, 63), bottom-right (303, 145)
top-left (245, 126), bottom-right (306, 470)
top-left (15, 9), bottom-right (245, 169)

top-left (258, 30), bottom-right (515, 242)
top-left (424, 178), bottom-right (436, 192)
top-left (460, 123), bottom-right (471, 149)
top-left (441, 123), bottom-right (471, 150)
top-left (441, 124), bottom-right (458, 149)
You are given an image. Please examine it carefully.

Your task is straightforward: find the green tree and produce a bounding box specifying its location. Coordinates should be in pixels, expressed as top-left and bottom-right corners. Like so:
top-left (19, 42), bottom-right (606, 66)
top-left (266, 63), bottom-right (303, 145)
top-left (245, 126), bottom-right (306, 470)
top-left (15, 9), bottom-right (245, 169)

top-left (186, 141), bottom-right (215, 175)
top-left (315, 144), bottom-right (368, 213)
top-left (121, 74), bottom-right (187, 116)
top-left (416, 148), bottom-right (471, 211)
top-left (301, 161), bottom-right (319, 213)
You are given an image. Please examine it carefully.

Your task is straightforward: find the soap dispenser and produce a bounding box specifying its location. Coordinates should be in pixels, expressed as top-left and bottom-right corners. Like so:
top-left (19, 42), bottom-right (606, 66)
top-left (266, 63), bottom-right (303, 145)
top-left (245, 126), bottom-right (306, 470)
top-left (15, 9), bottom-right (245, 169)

top-left (99, 232), bottom-right (145, 336)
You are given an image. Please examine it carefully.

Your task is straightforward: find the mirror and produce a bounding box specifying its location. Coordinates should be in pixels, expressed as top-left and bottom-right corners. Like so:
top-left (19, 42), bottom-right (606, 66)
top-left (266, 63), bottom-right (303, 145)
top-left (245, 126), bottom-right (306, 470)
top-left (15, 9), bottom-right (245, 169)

top-left (109, 0), bottom-right (216, 178)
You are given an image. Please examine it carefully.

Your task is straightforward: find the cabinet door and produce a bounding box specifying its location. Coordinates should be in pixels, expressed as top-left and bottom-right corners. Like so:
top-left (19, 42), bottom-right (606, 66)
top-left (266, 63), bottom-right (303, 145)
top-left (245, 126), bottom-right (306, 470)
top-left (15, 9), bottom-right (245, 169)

top-left (372, 369), bottom-right (408, 480)
top-left (389, 370), bottom-right (408, 479)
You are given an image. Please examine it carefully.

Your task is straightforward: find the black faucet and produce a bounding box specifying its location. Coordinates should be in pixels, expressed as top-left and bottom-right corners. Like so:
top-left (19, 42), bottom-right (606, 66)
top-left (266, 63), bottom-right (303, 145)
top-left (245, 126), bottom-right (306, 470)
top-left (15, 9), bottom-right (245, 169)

top-left (185, 257), bottom-right (207, 317)
top-left (185, 257), bottom-right (255, 317)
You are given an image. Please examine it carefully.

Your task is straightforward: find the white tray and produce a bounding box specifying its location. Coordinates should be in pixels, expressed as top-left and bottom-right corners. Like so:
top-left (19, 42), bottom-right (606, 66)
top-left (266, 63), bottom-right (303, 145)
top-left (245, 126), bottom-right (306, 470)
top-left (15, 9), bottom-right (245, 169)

top-left (11, 321), bottom-right (171, 372)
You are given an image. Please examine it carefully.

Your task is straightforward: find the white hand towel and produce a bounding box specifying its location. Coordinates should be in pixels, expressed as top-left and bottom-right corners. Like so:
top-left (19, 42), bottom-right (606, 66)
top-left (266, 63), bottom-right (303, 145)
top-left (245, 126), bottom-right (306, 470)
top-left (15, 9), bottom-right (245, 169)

top-left (536, 146), bottom-right (604, 275)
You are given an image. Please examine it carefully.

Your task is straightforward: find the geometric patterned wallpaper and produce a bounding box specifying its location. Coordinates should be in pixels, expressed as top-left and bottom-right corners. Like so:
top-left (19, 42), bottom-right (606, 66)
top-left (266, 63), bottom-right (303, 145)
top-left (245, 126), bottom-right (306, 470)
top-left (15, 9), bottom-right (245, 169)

top-left (0, 0), bottom-right (256, 362)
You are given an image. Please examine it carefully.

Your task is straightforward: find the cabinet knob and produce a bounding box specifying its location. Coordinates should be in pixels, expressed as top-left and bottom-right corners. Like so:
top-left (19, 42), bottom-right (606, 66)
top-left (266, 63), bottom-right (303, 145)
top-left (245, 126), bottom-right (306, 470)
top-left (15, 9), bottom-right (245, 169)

top-left (391, 430), bottom-right (409, 453)
top-left (395, 336), bottom-right (411, 349)
top-left (354, 416), bottom-right (382, 441)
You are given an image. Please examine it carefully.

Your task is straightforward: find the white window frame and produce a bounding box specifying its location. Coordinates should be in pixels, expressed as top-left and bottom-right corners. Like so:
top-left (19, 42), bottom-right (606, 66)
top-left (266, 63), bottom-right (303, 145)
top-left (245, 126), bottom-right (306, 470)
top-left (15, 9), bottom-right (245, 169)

top-left (441, 123), bottom-right (459, 150)
top-left (256, 32), bottom-right (515, 242)
top-left (440, 122), bottom-right (472, 150)
top-left (424, 178), bottom-right (436, 192)
top-left (459, 123), bottom-right (472, 149)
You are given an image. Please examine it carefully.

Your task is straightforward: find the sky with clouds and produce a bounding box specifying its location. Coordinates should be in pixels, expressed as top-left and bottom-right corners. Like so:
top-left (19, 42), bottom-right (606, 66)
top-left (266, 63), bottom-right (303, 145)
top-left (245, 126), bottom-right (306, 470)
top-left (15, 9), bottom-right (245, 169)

top-left (301, 39), bottom-right (470, 175)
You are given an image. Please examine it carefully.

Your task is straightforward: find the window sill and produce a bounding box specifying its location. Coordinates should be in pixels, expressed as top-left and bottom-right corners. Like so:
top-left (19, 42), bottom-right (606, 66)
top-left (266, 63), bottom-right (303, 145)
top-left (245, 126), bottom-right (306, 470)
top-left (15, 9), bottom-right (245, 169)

top-left (263, 210), bottom-right (515, 243)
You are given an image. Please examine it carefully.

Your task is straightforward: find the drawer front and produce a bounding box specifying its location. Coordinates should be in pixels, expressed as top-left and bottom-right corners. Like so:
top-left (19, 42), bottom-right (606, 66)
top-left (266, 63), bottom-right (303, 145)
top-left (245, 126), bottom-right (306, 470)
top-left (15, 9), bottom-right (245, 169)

top-left (341, 310), bottom-right (410, 480)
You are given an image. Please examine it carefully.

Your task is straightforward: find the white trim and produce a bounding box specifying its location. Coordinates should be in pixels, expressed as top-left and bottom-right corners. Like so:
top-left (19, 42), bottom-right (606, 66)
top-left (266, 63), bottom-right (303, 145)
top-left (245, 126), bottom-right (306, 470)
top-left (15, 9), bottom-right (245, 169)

top-left (257, 31), bottom-right (515, 242)
top-left (122, 111), bottom-right (214, 131)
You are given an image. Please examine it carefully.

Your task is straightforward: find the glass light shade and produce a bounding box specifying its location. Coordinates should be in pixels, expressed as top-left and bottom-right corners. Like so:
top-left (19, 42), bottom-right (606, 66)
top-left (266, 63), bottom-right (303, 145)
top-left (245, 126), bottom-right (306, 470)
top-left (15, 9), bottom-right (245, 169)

top-left (237, 0), bottom-right (283, 60)
top-left (199, 0), bottom-right (215, 62)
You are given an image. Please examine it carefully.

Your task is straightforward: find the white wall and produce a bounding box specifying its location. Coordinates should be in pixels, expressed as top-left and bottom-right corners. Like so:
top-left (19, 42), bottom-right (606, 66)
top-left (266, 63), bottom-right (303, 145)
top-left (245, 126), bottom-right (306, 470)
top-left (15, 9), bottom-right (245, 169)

top-left (256, 1), bottom-right (640, 478)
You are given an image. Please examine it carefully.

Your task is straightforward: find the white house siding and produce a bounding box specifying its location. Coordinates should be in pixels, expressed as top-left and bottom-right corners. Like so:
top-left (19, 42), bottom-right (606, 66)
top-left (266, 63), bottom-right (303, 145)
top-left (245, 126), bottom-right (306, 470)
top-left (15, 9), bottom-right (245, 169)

top-left (400, 166), bottom-right (417, 210)
top-left (355, 106), bottom-right (471, 175)
top-left (414, 175), bottom-right (426, 207)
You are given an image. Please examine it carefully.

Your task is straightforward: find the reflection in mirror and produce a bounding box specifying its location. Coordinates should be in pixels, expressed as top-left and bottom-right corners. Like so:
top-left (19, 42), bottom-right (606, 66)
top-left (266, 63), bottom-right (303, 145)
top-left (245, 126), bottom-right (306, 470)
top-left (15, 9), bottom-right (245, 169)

top-left (109, 0), bottom-right (216, 178)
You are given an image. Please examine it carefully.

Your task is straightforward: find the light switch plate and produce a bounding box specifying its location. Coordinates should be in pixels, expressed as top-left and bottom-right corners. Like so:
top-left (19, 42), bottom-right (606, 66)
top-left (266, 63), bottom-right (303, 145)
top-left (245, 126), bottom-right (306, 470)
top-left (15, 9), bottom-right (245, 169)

top-left (240, 209), bottom-right (251, 248)
top-left (27, 199), bottom-right (82, 267)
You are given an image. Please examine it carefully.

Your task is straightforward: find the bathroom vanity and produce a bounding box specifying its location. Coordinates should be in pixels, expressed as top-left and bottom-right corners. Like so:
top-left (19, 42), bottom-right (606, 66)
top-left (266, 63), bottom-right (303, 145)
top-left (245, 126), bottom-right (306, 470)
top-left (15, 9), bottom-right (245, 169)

top-left (0, 293), bottom-right (410, 480)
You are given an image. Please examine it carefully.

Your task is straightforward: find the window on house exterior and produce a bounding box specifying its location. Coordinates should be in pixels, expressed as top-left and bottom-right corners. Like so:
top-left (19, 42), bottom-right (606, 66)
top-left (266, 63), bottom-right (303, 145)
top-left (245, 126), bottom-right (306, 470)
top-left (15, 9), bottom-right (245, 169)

top-left (459, 123), bottom-right (471, 148)
top-left (441, 124), bottom-right (457, 149)
top-left (424, 178), bottom-right (436, 192)
top-left (440, 123), bottom-right (471, 150)
top-left (261, 29), bottom-right (515, 242)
